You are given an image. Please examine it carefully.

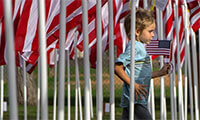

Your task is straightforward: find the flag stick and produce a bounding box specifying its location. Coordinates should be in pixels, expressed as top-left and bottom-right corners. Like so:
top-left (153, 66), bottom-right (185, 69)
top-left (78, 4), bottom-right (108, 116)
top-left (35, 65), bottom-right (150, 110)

top-left (53, 49), bottom-right (58, 120)
top-left (150, 56), bottom-right (155, 120)
top-left (0, 66), bottom-right (4, 120)
top-left (174, 2), bottom-right (184, 120)
top-left (186, 31), bottom-right (194, 120)
top-left (58, 0), bottom-right (66, 119)
top-left (74, 33), bottom-right (83, 120)
top-left (96, 0), bottom-right (103, 119)
top-left (181, 4), bottom-right (188, 120)
top-left (37, 58), bottom-right (41, 120)
top-left (190, 29), bottom-right (199, 120)
top-left (3, 0), bottom-right (18, 119)
top-left (199, 29), bottom-right (200, 112)
top-left (23, 59), bottom-right (27, 120)
top-left (81, 1), bottom-right (91, 118)
top-left (89, 78), bottom-right (93, 119)
top-left (74, 32), bottom-right (79, 120)
top-left (160, 8), bottom-right (167, 120)
top-left (66, 49), bottom-right (71, 120)
top-left (129, 1), bottom-right (137, 120)
top-left (108, 0), bottom-right (115, 120)
top-left (38, 0), bottom-right (48, 118)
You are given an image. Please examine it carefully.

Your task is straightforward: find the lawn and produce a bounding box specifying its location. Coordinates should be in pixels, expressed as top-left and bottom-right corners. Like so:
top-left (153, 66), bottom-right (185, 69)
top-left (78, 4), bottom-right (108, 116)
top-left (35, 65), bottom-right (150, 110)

top-left (1, 58), bottom-right (187, 119)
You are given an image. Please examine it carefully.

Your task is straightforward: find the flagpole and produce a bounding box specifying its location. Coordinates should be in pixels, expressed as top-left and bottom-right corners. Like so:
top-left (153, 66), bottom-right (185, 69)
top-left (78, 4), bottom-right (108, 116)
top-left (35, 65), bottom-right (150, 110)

top-left (199, 29), bottom-right (200, 111)
top-left (143, 0), bottom-right (148, 9)
top-left (23, 59), bottom-right (27, 120)
top-left (67, 49), bottom-right (71, 120)
top-left (186, 29), bottom-right (194, 120)
top-left (81, 1), bottom-right (91, 119)
top-left (169, 71), bottom-right (175, 120)
top-left (38, 0), bottom-right (48, 118)
top-left (108, 0), bottom-right (115, 119)
top-left (89, 78), bottom-right (93, 119)
top-left (159, 8), bottom-right (167, 120)
top-left (96, 0), bottom-right (103, 119)
top-left (74, 36), bottom-right (83, 120)
top-left (181, 4), bottom-right (188, 120)
top-left (53, 49), bottom-right (57, 120)
top-left (58, 0), bottom-right (66, 119)
top-left (0, 66), bottom-right (4, 120)
top-left (129, 1), bottom-right (137, 120)
top-left (150, 56), bottom-right (155, 120)
top-left (174, 1), bottom-right (184, 120)
top-left (3, 0), bottom-right (18, 119)
top-left (36, 58), bottom-right (41, 120)
top-left (190, 29), bottom-right (199, 120)
top-left (172, 48), bottom-right (177, 120)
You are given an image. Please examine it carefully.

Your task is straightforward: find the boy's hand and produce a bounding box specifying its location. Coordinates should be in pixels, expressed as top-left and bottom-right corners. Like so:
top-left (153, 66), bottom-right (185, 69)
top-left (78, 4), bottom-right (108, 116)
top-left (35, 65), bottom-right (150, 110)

top-left (159, 63), bottom-right (171, 76)
top-left (134, 83), bottom-right (148, 100)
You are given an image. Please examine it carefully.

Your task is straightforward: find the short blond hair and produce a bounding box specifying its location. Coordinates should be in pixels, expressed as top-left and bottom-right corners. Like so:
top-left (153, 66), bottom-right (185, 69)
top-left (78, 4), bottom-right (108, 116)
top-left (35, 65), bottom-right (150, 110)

top-left (124, 8), bottom-right (155, 39)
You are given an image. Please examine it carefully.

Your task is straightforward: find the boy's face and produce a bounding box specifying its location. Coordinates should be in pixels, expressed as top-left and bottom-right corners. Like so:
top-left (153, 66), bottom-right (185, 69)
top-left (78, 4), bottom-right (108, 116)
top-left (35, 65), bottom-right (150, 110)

top-left (136, 23), bottom-right (156, 44)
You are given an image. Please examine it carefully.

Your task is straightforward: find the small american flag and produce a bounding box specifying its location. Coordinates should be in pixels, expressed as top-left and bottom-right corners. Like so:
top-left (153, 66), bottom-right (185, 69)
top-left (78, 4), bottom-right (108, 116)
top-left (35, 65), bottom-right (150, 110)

top-left (146, 39), bottom-right (171, 56)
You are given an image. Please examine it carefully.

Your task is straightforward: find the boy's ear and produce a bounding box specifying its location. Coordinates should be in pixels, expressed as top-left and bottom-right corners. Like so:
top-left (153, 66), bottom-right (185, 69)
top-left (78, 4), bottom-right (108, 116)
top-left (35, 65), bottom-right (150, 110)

top-left (135, 29), bottom-right (140, 36)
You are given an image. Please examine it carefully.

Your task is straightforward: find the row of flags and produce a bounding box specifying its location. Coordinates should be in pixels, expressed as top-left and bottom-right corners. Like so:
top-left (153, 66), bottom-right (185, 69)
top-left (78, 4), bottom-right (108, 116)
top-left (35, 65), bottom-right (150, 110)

top-left (0, 0), bottom-right (200, 73)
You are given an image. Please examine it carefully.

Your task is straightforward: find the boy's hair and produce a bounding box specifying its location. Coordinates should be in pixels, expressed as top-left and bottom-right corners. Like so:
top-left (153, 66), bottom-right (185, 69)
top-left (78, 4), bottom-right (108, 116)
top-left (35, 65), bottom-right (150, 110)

top-left (124, 8), bottom-right (155, 39)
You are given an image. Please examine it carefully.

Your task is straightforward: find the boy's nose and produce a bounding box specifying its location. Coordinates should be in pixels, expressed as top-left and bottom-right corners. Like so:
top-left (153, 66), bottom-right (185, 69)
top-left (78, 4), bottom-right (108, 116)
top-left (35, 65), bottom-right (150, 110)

top-left (152, 32), bottom-right (154, 37)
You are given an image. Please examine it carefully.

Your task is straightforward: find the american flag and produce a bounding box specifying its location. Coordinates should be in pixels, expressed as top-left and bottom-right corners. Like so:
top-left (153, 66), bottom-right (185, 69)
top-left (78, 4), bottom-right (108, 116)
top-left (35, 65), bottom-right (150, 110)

top-left (186, 0), bottom-right (200, 32)
top-left (146, 39), bottom-right (171, 56)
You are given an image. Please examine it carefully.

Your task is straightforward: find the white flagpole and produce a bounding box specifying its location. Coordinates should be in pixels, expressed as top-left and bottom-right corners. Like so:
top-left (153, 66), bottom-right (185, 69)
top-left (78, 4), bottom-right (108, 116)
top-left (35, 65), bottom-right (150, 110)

top-left (186, 31), bottom-right (194, 120)
top-left (81, 1), bottom-right (91, 119)
top-left (199, 29), bottom-right (200, 111)
top-left (74, 33), bottom-right (79, 120)
top-left (182, 1), bottom-right (194, 119)
top-left (89, 78), bottom-right (93, 119)
top-left (143, 0), bottom-right (148, 9)
top-left (53, 50), bottom-right (57, 120)
top-left (74, 32), bottom-right (83, 120)
top-left (174, 2), bottom-right (184, 120)
top-left (181, 4), bottom-right (188, 120)
top-left (160, 8), bottom-right (167, 120)
top-left (149, 57), bottom-right (155, 120)
top-left (37, 58), bottom-right (41, 120)
top-left (108, 0), bottom-right (115, 119)
top-left (96, 0), bottom-right (103, 119)
top-left (169, 72), bottom-right (175, 120)
top-left (57, 0), bottom-right (66, 119)
top-left (0, 66), bottom-right (4, 120)
top-left (3, 0), bottom-right (18, 119)
top-left (66, 49), bottom-right (71, 120)
top-left (190, 29), bottom-right (199, 120)
top-left (23, 59), bottom-right (27, 120)
top-left (129, 1), bottom-right (137, 120)
top-left (38, 0), bottom-right (48, 118)
top-left (172, 54), bottom-right (178, 120)
top-left (78, 79), bottom-right (83, 120)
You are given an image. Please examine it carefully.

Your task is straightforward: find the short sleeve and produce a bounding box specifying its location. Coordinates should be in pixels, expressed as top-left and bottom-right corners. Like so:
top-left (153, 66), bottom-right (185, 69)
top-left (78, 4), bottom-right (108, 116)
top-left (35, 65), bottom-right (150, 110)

top-left (115, 42), bottom-right (131, 67)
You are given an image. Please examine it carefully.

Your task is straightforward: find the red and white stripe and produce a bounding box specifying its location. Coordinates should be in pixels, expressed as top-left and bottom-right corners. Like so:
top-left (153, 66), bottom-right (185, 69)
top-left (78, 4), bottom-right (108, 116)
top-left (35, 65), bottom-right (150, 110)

top-left (187, 0), bottom-right (200, 32)
top-left (170, 3), bottom-right (185, 67)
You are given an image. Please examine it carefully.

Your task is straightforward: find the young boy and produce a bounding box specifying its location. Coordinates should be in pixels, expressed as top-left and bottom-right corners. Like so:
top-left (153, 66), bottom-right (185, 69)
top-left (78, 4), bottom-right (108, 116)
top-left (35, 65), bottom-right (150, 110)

top-left (114, 8), bottom-right (171, 120)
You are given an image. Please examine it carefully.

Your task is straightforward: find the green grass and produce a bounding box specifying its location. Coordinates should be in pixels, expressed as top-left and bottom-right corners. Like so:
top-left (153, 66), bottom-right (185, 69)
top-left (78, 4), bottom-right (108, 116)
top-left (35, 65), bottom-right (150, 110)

top-left (2, 62), bottom-right (188, 120)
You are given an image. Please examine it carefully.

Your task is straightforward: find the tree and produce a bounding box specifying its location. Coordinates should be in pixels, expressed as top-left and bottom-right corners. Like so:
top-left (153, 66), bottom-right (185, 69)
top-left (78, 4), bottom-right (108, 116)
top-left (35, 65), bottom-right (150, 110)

top-left (16, 67), bottom-right (37, 105)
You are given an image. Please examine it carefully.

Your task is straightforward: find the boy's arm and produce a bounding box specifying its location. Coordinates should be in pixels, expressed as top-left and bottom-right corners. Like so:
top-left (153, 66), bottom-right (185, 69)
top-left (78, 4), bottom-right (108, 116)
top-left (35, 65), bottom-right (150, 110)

top-left (152, 63), bottom-right (171, 78)
top-left (114, 62), bottom-right (131, 84)
top-left (114, 62), bottom-right (148, 99)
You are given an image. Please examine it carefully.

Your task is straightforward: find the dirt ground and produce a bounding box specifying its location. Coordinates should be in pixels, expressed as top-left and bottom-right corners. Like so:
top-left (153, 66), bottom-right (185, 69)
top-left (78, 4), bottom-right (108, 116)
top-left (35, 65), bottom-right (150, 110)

top-left (69, 73), bottom-right (185, 87)
top-left (114, 74), bottom-right (185, 87)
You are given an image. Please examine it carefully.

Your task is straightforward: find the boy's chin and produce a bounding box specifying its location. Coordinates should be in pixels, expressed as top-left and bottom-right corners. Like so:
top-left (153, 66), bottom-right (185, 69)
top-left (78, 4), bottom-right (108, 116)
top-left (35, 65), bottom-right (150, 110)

top-left (146, 41), bottom-right (151, 44)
